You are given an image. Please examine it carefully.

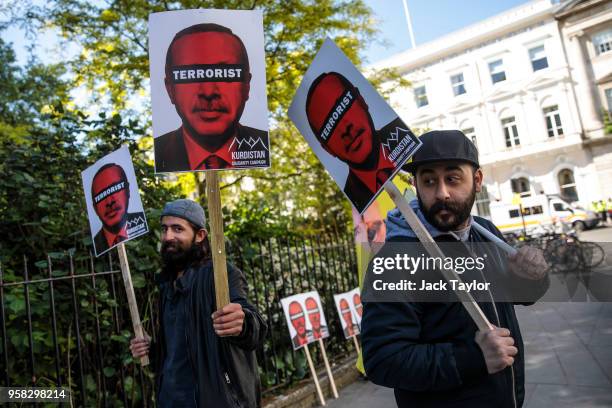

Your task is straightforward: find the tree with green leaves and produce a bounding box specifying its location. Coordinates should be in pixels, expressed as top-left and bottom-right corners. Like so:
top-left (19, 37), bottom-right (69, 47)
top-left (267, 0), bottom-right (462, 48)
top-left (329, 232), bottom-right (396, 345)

top-left (9, 0), bottom-right (408, 236)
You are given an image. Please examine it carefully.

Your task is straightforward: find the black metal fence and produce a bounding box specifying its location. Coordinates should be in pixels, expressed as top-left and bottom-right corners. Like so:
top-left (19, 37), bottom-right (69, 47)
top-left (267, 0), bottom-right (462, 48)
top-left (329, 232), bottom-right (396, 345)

top-left (0, 233), bottom-right (359, 406)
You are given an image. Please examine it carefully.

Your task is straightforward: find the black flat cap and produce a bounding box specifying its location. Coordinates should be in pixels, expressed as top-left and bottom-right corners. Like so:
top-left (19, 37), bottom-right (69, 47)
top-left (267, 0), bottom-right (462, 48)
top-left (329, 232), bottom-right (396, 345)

top-left (403, 130), bottom-right (479, 173)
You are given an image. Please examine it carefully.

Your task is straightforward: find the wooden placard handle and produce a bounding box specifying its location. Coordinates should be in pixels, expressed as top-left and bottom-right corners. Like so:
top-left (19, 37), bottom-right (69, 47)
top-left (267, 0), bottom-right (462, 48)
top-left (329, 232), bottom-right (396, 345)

top-left (205, 171), bottom-right (230, 310)
top-left (383, 182), bottom-right (493, 331)
top-left (117, 243), bottom-right (149, 366)
top-left (318, 338), bottom-right (338, 399)
top-left (352, 335), bottom-right (361, 355)
top-left (304, 343), bottom-right (326, 406)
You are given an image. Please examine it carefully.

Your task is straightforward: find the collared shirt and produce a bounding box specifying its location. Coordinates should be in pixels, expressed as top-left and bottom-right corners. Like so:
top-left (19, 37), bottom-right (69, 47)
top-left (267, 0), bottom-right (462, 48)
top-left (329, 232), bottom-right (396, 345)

top-left (158, 270), bottom-right (197, 408)
top-left (183, 128), bottom-right (234, 170)
top-left (348, 147), bottom-right (396, 193)
top-left (102, 225), bottom-right (127, 248)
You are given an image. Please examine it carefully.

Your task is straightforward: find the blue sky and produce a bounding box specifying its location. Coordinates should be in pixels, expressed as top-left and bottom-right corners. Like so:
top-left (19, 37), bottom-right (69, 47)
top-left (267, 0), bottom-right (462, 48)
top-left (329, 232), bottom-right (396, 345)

top-left (363, 0), bottom-right (534, 63)
top-left (3, 0), bottom-right (536, 66)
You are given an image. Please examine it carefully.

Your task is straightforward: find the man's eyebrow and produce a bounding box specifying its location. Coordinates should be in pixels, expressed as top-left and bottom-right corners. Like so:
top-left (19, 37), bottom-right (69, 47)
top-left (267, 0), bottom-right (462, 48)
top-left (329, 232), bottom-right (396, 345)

top-left (162, 223), bottom-right (185, 229)
top-left (418, 168), bottom-right (435, 176)
top-left (444, 165), bottom-right (464, 173)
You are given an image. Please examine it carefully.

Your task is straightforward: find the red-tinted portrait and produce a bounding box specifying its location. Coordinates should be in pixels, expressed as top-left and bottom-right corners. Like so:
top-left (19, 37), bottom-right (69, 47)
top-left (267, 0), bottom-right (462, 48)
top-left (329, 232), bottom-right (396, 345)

top-left (289, 301), bottom-right (307, 345)
top-left (165, 30), bottom-right (250, 142)
top-left (306, 73), bottom-right (375, 166)
top-left (91, 164), bottom-right (129, 231)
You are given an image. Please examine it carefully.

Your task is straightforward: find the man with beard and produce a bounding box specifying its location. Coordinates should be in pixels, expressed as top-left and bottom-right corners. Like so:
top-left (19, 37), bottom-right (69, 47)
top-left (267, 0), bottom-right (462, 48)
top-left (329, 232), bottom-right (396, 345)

top-left (129, 199), bottom-right (266, 407)
top-left (154, 23), bottom-right (269, 172)
top-left (306, 72), bottom-right (412, 212)
top-left (91, 163), bottom-right (147, 256)
top-left (361, 130), bottom-right (550, 408)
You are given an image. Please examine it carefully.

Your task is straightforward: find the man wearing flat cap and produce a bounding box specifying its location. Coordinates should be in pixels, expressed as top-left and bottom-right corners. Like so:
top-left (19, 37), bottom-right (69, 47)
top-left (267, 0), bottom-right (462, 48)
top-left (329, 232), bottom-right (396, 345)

top-left (129, 199), bottom-right (266, 407)
top-left (361, 130), bottom-right (550, 407)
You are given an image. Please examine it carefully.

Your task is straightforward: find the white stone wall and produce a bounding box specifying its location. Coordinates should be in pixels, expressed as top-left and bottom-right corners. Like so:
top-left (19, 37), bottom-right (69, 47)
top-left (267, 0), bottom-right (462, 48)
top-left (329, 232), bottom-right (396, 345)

top-left (375, 0), bottom-right (612, 212)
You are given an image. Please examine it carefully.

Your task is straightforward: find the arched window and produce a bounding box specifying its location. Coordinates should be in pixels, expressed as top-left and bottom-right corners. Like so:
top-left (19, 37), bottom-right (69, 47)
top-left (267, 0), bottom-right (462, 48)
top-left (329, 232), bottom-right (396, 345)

top-left (475, 185), bottom-right (491, 218)
top-left (558, 169), bottom-right (578, 202)
top-left (511, 177), bottom-right (531, 197)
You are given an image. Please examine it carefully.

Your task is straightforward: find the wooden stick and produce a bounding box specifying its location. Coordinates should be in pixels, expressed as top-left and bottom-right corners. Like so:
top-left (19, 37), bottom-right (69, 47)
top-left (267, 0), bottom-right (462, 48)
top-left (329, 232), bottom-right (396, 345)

top-left (352, 335), bottom-right (361, 355)
top-left (318, 338), bottom-right (338, 399)
top-left (383, 182), bottom-right (493, 331)
top-left (117, 243), bottom-right (149, 366)
top-left (304, 343), bottom-right (326, 406)
top-left (205, 171), bottom-right (230, 310)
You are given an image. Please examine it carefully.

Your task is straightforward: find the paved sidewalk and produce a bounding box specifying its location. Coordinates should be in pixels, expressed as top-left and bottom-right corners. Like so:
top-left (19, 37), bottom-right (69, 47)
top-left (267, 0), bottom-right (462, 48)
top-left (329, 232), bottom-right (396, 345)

top-left (326, 302), bottom-right (612, 407)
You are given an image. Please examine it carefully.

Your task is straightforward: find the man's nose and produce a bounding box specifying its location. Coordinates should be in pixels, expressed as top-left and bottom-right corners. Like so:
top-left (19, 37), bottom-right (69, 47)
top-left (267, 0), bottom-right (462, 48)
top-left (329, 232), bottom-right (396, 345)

top-left (434, 180), bottom-right (451, 201)
top-left (341, 124), bottom-right (354, 142)
top-left (197, 82), bottom-right (220, 98)
top-left (162, 230), bottom-right (174, 242)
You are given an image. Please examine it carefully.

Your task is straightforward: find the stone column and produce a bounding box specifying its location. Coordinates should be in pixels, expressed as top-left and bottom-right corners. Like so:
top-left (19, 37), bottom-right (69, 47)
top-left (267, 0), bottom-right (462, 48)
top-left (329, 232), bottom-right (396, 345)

top-left (567, 31), bottom-right (604, 137)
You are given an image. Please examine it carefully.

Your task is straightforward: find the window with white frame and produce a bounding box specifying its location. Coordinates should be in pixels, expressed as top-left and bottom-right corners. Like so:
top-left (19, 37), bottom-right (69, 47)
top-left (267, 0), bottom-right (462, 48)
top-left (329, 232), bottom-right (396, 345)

top-left (501, 117), bottom-right (520, 147)
top-left (414, 85), bottom-right (428, 108)
top-left (592, 29), bottom-right (612, 55)
top-left (543, 105), bottom-right (563, 137)
top-left (528, 45), bottom-right (548, 71)
top-left (475, 186), bottom-right (491, 218)
top-left (488, 59), bottom-right (506, 84)
top-left (558, 169), bottom-right (578, 202)
top-left (605, 88), bottom-right (612, 112)
top-left (462, 127), bottom-right (477, 148)
top-left (511, 177), bottom-right (531, 198)
top-left (450, 73), bottom-right (466, 96)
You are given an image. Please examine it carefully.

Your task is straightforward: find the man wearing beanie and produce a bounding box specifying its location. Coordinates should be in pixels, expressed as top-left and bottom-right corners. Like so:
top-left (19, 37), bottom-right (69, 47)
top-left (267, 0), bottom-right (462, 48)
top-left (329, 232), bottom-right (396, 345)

top-left (129, 199), bottom-right (266, 407)
top-left (361, 130), bottom-right (549, 407)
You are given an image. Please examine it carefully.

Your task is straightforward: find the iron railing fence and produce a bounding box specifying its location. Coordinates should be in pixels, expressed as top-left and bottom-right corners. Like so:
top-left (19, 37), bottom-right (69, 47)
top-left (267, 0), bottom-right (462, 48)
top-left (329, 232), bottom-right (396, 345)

top-left (0, 233), bottom-right (359, 406)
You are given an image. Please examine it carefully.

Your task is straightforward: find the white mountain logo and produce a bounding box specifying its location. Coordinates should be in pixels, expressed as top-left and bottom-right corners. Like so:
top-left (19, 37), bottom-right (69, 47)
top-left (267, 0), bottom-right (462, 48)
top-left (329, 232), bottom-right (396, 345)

top-left (126, 216), bottom-right (146, 229)
top-left (381, 127), bottom-right (411, 160)
top-left (229, 136), bottom-right (269, 151)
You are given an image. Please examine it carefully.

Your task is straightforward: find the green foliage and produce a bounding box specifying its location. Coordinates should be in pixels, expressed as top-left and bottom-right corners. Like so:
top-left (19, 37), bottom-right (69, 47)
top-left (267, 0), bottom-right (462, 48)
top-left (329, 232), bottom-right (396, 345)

top-left (13, 0), bottom-right (408, 234)
top-left (1, 0), bottom-right (410, 402)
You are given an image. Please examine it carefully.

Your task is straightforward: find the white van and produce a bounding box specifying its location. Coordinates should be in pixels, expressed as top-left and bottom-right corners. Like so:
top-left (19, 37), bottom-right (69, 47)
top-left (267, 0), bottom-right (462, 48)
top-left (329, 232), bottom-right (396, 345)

top-left (489, 194), bottom-right (599, 235)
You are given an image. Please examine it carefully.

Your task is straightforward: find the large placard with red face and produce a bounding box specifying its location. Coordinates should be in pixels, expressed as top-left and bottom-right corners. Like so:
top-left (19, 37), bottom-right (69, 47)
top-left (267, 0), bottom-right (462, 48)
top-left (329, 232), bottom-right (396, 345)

top-left (149, 9), bottom-right (270, 173)
top-left (288, 39), bottom-right (421, 214)
top-left (333, 288), bottom-right (362, 339)
top-left (280, 291), bottom-right (330, 350)
top-left (81, 146), bottom-right (149, 257)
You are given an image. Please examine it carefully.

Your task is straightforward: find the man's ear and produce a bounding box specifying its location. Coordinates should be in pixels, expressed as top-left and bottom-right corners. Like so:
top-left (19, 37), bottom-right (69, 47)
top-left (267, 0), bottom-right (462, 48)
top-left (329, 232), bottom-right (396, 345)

top-left (474, 167), bottom-right (483, 193)
top-left (165, 76), bottom-right (176, 105)
top-left (195, 228), bottom-right (207, 244)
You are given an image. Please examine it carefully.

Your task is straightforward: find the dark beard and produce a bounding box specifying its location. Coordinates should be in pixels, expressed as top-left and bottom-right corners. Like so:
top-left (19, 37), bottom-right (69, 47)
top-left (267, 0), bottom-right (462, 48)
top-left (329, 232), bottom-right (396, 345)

top-left (161, 238), bottom-right (201, 281)
top-left (418, 183), bottom-right (476, 232)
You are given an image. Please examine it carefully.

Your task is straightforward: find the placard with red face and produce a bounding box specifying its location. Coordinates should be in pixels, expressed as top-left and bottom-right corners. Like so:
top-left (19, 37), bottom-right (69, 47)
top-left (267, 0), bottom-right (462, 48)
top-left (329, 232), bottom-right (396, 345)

top-left (281, 291), bottom-right (329, 350)
top-left (288, 38), bottom-right (421, 214)
top-left (81, 146), bottom-right (149, 257)
top-left (334, 288), bottom-right (362, 339)
top-left (149, 9), bottom-right (270, 173)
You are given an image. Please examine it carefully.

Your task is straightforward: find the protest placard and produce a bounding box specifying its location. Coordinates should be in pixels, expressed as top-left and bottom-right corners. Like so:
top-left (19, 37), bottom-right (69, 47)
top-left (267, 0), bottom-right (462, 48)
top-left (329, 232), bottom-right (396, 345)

top-left (288, 38), bottom-right (421, 214)
top-left (81, 146), bottom-right (149, 365)
top-left (81, 146), bottom-right (148, 257)
top-left (149, 9), bottom-right (270, 173)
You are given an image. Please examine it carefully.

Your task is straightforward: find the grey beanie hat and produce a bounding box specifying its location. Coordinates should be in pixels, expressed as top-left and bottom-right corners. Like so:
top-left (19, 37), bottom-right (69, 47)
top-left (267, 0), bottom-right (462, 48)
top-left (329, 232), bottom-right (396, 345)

top-left (161, 199), bottom-right (207, 229)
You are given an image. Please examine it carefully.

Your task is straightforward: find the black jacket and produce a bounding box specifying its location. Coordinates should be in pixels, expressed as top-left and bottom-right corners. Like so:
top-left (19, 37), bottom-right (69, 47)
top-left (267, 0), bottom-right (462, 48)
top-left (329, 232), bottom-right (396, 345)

top-left (361, 216), bottom-right (549, 408)
top-left (152, 261), bottom-right (267, 407)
